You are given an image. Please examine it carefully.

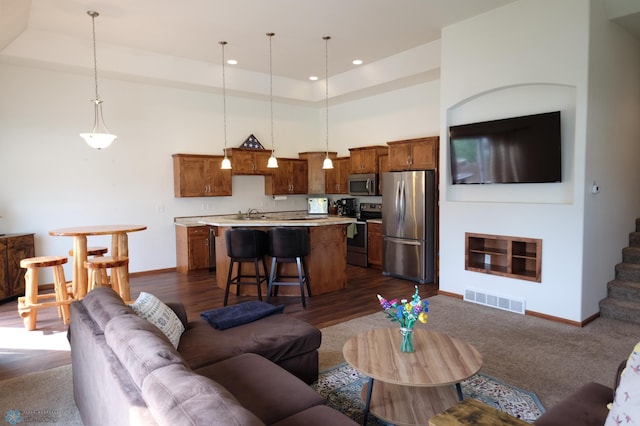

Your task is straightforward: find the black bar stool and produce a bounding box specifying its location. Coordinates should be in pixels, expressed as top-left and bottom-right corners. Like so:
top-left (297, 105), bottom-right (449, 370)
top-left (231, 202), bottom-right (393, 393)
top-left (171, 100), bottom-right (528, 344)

top-left (224, 228), bottom-right (268, 306)
top-left (267, 227), bottom-right (311, 308)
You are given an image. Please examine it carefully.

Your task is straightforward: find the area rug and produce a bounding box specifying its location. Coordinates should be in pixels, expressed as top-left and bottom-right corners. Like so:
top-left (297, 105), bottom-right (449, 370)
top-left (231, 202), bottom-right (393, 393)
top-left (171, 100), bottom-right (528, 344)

top-left (312, 362), bottom-right (545, 425)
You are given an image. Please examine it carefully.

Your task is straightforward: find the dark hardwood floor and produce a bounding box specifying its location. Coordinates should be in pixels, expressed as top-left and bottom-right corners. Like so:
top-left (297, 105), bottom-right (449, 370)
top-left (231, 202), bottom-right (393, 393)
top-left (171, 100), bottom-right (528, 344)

top-left (0, 265), bottom-right (437, 381)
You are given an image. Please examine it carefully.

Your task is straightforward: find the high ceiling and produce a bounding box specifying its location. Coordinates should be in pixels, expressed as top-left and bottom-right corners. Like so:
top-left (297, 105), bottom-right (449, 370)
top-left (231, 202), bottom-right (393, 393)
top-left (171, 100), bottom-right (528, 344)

top-left (0, 0), bottom-right (516, 101)
top-left (1, 1), bottom-right (639, 102)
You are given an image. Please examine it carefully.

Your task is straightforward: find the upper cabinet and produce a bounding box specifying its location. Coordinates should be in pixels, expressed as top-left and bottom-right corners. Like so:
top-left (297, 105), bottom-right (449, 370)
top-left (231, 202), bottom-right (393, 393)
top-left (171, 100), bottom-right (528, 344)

top-left (387, 136), bottom-right (439, 171)
top-left (172, 154), bottom-right (232, 197)
top-left (226, 148), bottom-right (272, 175)
top-left (349, 146), bottom-right (388, 174)
top-left (324, 157), bottom-right (350, 194)
top-left (299, 152), bottom-right (337, 195)
top-left (265, 158), bottom-right (308, 195)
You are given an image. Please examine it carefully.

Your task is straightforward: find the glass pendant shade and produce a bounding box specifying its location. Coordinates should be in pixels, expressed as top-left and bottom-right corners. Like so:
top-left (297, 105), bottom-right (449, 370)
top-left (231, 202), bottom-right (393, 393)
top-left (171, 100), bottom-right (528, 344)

top-left (267, 154), bottom-right (278, 168)
top-left (80, 99), bottom-right (116, 149)
top-left (221, 154), bottom-right (232, 170)
top-left (322, 156), bottom-right (334, 169)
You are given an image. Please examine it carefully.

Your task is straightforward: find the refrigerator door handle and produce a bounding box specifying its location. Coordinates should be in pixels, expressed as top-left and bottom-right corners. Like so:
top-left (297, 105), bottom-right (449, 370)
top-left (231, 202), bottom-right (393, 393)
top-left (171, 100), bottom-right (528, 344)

top-left (394, 180), bottom-right (402, 230)
top-left (400, 179), bottom-right (406, 227)
top-left (384, 236), bottom-right (421, 246)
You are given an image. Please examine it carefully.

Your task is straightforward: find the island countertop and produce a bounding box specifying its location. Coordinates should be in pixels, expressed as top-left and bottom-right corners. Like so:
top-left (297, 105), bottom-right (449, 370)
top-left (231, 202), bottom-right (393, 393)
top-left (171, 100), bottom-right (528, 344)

top-left (198, 215), bottom-right (356, 227)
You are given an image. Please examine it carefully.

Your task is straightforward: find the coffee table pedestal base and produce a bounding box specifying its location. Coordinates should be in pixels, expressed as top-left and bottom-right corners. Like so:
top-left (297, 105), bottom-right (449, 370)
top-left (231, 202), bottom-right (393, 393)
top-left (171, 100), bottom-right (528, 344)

top-left (362, 380), bottom-right (459, 426)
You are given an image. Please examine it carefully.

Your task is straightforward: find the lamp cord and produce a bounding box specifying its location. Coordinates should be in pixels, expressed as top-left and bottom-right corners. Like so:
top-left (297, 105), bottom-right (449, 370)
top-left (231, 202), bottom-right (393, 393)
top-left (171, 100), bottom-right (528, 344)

top-left (268, 33), bottom-right (275, 155)
top-left (90, 13), bottom-right (100, 102)
top-left (324, 36), bottom-right (330, 156)
top-left (220, 41), bottom-right (228, 155)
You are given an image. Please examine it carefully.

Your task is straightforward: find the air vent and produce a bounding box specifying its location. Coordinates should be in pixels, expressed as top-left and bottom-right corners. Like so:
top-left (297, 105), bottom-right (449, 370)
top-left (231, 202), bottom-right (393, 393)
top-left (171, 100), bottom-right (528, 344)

top-left (464, 288), bottom-right (526, 315)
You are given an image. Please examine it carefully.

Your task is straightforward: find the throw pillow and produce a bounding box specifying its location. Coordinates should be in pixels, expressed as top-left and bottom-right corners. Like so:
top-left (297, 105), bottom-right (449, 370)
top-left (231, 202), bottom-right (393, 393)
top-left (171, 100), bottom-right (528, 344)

top-left (130, 292), bottom-right (185, 349)
top-left (605, 341), bottom-right (640, 425)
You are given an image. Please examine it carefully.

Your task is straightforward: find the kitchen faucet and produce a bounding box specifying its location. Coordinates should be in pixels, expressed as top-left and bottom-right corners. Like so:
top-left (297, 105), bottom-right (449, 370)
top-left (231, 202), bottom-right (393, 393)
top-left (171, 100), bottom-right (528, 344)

top-left (247, 208), bottom-right (259, 219)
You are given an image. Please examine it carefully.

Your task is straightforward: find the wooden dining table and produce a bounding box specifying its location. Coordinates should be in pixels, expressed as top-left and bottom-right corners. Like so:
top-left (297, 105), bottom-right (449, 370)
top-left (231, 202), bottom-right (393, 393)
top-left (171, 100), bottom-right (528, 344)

top-left (49, 225), bottom-right (147, 300)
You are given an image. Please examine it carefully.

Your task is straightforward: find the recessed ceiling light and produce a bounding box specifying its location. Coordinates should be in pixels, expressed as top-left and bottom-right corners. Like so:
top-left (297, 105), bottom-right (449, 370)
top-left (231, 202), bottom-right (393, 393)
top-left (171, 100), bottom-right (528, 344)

top-left (227, 59), bottom-right (237, 65)
top-left (309, 76), bottom-right (318, 81)
top-left (352, 59), bottom-right (363, 65)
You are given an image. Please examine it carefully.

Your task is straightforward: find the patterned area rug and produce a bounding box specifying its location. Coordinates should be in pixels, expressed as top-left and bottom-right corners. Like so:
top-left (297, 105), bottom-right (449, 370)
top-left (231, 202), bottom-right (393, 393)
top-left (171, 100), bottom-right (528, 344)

top-left (312, 363), bottom-right (545, 425)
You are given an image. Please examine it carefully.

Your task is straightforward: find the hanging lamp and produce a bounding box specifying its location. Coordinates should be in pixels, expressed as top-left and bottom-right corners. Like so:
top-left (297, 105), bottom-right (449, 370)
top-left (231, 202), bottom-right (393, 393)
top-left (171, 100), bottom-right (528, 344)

top-left (219, 41), bottom-right (232, 170)
top-left (322, 36), bottom-right (333, 170)
top-left (80, 11), bottom-right (117, 150)
top-left (266, 32), bottom-right (278, 168)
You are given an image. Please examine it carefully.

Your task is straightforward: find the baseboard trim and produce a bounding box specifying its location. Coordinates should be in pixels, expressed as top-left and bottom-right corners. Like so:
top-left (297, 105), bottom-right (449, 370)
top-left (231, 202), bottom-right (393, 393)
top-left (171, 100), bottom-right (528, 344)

top-left (436, 289), bottom-right (598, 327)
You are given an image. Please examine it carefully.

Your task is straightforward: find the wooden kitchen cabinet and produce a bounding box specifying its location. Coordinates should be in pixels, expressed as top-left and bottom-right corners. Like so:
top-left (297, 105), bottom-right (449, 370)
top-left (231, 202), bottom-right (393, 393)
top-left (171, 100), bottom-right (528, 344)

top-left (176, 225), bottom-right (213, 273)
top-left (378, 153), bottom-right (390, 194)
top-left (227, 148), bottom-right (273, 175)
top-left (324, 157), bottom-right (350, 194)
top-left (367, 221), bottom-right (382, 269)
top-left (349, 146), bottom-right (388, 174)
top-left (0, 233), bottom-right (35, 300)
top-left (172, 154), bottom-right (232, 197)
top-left (265, 158), bottom-right (308, 195)
top-left (298, 151), bottom-right (337, 194)
top-left (387, 136), bottom-right (439, 171)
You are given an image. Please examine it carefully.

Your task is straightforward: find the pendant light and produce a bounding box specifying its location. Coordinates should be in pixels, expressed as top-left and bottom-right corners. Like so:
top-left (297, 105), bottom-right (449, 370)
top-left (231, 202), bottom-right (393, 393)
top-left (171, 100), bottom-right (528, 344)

top-left (219, 41), bottom-right (232, 170)
top-left (322, 36), bottom-right (333, 170)
top-left (266, 32), bottom-right (278, 168)
top-left (80, 11), bottom-right (117, 150)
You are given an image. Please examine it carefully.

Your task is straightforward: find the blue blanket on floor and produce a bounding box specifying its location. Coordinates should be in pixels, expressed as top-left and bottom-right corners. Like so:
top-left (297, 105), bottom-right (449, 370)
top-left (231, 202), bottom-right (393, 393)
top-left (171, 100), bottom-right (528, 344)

top-left (201, 301), bottom-right (285, 330)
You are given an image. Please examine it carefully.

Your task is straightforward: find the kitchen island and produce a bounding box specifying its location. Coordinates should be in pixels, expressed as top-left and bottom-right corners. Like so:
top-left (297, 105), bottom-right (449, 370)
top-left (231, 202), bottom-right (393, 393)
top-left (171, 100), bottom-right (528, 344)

top-left (197, 214), bottom-right (356, 297)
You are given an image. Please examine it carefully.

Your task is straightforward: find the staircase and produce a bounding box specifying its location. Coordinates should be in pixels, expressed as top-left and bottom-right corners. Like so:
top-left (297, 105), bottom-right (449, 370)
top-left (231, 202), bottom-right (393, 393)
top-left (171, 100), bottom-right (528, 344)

top-left (599, 218), bottom-right (640, 324)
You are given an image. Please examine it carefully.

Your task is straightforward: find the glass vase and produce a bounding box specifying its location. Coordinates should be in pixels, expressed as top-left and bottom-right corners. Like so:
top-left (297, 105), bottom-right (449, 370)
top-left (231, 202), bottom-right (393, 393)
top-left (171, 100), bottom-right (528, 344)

top-left (400, 327), bottom-right (414, 353)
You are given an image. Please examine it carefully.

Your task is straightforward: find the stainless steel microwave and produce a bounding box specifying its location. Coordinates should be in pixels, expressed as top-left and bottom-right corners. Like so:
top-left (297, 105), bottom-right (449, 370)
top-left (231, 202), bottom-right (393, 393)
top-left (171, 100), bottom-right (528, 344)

top-left (348, 173), bottom-right (378, 196)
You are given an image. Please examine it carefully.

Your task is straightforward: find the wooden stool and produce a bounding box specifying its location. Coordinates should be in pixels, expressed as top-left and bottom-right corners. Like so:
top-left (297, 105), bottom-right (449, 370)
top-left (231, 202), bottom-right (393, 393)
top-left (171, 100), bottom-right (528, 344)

top-left (224, 229), bottom-right (269, 306)
top-left (84, 256), bottom-right (130, 302)
top-left (17, 256), bottom-right (72, 331)
top-left (68, 246), bottom-right (109, 297)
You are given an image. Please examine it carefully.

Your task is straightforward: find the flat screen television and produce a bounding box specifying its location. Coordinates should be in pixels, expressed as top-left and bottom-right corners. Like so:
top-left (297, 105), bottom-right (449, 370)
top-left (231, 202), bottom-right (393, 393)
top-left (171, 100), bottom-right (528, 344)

top-left (449, 111), bottom-right (561, 184)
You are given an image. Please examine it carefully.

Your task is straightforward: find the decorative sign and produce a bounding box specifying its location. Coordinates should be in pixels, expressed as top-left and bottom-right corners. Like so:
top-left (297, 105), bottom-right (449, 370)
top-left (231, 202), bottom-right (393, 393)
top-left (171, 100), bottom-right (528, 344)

top-left (240, 134), bottom-right (264, 149)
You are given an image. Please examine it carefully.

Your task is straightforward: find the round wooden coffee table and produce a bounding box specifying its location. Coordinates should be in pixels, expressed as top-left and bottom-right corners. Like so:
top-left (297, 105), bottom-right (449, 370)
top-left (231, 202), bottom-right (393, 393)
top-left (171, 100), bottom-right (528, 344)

top-left (343, 328), bottom-right (483, 426)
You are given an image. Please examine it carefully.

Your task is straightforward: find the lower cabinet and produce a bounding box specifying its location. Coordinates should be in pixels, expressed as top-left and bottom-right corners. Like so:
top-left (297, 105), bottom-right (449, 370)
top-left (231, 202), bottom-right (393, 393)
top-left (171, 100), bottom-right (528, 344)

top-left (367, 222), bottom-right (382, 269)
top-left (1, 233), bottom-right (35, 300)
top-left (176, 226), bottom-right (213, 273)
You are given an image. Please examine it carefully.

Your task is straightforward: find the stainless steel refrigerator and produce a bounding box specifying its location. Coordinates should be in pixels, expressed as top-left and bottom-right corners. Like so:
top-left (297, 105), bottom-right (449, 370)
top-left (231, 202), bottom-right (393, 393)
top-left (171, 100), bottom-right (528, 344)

top-left (382, 170), bottom-right (436, 284)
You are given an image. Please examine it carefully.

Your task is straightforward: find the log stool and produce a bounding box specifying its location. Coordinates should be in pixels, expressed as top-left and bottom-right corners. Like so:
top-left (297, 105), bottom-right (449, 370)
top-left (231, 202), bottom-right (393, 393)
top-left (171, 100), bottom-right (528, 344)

top-left (224, 228), bottom-right (269, 306)
top-left (84, 256), bottom-right (130, 302)
top-left (267, 227), bottom-right (311, 308)
top-left (17, 256), bottom-right (72, 331)
top-left (68, 246), bottom-right (109, 297)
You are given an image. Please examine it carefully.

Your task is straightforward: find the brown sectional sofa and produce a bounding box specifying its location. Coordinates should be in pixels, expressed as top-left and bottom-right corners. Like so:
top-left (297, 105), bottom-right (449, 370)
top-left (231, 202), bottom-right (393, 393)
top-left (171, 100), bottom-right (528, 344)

top-left (532, 360), bottom-right (625, 426)
top-left (68, 287), bottom-right (358, 425)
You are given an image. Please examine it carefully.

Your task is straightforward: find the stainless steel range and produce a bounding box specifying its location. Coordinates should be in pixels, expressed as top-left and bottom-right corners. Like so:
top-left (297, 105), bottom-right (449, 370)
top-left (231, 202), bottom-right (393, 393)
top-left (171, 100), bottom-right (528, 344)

top-left (347, 203), bottom-right (382, 267)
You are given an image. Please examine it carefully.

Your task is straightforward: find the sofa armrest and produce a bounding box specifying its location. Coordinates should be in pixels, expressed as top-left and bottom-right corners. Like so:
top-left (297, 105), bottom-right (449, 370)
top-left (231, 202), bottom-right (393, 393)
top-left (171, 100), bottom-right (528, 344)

top-left (166, 302), bottom-right (188, 330)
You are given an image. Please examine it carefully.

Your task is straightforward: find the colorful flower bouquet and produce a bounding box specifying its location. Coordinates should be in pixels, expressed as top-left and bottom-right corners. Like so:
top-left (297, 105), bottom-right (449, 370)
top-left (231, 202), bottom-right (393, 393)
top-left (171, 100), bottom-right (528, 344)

top-left (377, 285), bottom-right (429, 353)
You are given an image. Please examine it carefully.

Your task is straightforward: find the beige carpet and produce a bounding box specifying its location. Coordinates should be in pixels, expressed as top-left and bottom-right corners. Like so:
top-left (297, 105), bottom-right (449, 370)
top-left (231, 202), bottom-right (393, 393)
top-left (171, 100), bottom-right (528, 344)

top-left (1, 294), bottom-right (638, 422)
top-left (319, 294), bottom-right (640, 409)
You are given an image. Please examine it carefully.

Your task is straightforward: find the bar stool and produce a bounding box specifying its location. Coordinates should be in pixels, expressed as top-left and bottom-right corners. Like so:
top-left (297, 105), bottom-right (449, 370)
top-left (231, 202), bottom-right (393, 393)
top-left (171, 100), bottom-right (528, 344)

top-left (68, 246), bottom-right (109, 297)
top-left (224, 228), bottom-right (268, 306)
top-left (84, 256), bottom-right (130, 302)
top-left (267, 228), bottom-right (311, 308)
top-left (17, 256), bottom-right (72, 330)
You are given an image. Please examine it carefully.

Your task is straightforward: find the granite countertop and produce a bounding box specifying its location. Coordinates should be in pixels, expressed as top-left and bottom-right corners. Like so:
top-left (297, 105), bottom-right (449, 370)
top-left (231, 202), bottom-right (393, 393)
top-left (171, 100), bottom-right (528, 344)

top-left (175, 212), bottom-right (356, 227)
top-left (367, 219), bottom-right (382, 224)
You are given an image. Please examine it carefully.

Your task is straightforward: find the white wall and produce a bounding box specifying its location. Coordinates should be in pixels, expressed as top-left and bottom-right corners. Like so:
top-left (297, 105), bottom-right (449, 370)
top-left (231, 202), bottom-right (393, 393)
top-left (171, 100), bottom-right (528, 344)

top-left (0, 60), bottom-right (440, 283)
top-left (439, 0), bottom-right (591, 321)
top-left (581, 0), bottom-right (640, 316)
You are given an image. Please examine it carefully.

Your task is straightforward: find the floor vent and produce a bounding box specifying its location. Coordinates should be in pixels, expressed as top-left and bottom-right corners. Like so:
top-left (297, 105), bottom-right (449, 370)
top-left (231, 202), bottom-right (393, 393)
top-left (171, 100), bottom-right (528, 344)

top-left (464, 288), bottom-right (526, 315)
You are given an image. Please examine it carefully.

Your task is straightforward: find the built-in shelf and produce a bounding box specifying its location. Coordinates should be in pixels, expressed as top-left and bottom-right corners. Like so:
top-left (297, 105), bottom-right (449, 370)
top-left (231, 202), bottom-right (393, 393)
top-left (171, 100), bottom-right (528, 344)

top-left (465, 233), bottom-right (541, 282)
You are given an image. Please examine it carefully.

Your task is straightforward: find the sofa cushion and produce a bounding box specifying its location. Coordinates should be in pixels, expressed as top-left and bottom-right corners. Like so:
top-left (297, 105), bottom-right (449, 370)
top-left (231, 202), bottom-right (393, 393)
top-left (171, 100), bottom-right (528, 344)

top-left (105, 313), bottom-right (186, 388)
top-left (271, 405), bottom-right (359, 426)
top-left (82, 286), bottom-right (135, 331)
top-left (130, 292), bottom-right (185, 348)
top-left (605, 342), bottom-right (640, 426)
top-left (142, 363), bottom-right (264, 426)
top-left (195, 353), bottom-right (325, 425)
top-left (178, 314), bottom-right (321, 370)
top-left (533, 381), bottom-right (613, 426)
